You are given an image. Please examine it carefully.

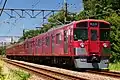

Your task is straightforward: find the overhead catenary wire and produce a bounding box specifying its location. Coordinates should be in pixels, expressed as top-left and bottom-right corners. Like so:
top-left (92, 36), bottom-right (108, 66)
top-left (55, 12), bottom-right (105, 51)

top-left (0, 0), bottom-right (8, 16)
top-left (32, 0), bottom-right (41, 8)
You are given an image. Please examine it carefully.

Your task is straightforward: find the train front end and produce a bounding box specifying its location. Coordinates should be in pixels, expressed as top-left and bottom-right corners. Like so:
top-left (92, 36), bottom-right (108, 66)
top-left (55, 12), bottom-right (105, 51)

top-left (73, 19), bottom-right (110, 69)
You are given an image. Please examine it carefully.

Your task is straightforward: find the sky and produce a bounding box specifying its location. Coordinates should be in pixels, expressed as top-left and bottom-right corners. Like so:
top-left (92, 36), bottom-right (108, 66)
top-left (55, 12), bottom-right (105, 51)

top-left (0, 0), bottom-right (83, 42)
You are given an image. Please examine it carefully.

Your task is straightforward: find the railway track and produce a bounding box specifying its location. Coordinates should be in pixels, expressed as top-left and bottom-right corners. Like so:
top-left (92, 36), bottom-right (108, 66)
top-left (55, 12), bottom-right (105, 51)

top-left (87, 70), bottom-right (120, 78)
top-left (2, 58), bottom-right (120, 80)
top-left (3, 58), bottom-right (87, 80)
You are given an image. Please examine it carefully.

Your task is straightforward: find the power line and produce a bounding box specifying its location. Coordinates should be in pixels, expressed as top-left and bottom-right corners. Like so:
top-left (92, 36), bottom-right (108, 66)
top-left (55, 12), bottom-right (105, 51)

top-left (0, 0), bottom-right (8, 16)
top-left (32, 0), bottom-right (40, 8)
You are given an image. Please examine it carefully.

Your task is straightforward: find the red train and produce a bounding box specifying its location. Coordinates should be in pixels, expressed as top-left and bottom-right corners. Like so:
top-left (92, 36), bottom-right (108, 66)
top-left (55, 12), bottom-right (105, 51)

top-left (6, 19), bottom-right (111, 69)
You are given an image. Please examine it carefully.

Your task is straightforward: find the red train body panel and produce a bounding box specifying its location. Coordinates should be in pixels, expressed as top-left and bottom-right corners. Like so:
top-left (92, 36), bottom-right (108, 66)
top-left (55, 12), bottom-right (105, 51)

top-left (6, 19), bottom-right (111, 69)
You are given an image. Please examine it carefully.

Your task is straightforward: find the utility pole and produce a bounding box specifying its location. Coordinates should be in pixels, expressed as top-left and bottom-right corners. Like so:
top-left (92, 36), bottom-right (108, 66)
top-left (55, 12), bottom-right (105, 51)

top-left (23, 29), bottom-right (25, 40)
top-left (11, 37), bottom-right (13, 44)
top-left (64, 0), bottom-right (67, 24)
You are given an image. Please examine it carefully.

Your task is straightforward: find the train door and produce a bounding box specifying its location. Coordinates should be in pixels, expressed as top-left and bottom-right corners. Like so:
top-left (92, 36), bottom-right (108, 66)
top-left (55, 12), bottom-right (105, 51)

top-left (32, 40), bottom-right (34, 55)
top-left (89, 22), bottom-right (100, 53)
top-left (64, 30), bottom-right (68, 54)
top-left (37, 38), bottom-right (42, 55)
top-left (51, 35), bottom-right (55, 55)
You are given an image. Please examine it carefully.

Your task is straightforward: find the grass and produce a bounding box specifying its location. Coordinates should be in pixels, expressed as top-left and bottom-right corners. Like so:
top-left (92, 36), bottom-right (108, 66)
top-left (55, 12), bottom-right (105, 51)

top-left (7, 69), bottom-right (30, 80)
top-left (109, 62), bottom-right (120, 71)
top-left (0, 58), bottom-right (30, 80)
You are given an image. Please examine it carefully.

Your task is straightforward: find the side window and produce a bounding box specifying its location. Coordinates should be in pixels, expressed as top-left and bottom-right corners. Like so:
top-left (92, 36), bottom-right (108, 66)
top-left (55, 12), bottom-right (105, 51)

top-left (46, 36), bottom-right (50, 46)
top-left (38, 39), bottom-right (42, 46)
top-left (56, 33), bottom-right (61, 44)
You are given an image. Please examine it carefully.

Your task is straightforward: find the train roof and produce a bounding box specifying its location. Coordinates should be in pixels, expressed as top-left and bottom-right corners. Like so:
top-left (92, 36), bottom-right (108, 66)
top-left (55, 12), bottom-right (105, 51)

top-left (47, 22), bottom-right (74, 32)
top-left (21, 19), bottom-right (110, 42)
top-left (76, 19), bottom-right (110, 24)
top-left (6, 41), bottom-right (24, 49)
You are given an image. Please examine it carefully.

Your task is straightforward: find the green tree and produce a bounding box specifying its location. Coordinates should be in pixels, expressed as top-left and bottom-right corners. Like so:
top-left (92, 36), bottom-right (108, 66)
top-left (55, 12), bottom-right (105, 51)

top-left (48, 9), bottom-right (75, 25)
top-left (0, 46), bottom-right (6, 55)
top-left (105, 13), bottom-right (120, 62)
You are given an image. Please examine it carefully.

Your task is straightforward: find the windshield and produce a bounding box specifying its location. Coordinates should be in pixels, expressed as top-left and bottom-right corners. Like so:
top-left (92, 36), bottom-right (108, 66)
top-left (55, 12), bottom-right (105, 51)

top-left (100, 29), bottom-right (110, 41)
top-left (74, 28), bottom-right (88, 41)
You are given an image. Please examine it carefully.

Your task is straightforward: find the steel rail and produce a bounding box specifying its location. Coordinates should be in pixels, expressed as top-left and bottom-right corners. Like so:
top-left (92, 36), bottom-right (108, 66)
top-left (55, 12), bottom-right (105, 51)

top-left (87, 70), bottom-right (120, 78)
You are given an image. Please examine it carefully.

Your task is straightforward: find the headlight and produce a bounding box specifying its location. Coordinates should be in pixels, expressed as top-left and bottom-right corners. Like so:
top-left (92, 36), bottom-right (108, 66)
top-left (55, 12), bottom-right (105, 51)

top-left (80, 43), bottom-right (84, 48)
top-left (103, 43), bottom-right (107, 48)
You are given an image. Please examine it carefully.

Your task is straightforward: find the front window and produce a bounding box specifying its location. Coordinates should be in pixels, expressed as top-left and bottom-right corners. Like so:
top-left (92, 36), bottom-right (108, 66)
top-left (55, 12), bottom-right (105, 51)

top-left (100, 29), bottom-right (110, 41)
top-left (100, 22), bottom-right (110, 41)
top-left (74, 28), bottom-right (88, 41)
top-left (76, 22), bottom-right (88, 27)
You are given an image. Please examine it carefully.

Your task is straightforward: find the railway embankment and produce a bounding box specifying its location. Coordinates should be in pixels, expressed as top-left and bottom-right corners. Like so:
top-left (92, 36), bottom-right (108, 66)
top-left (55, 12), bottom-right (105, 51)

top-left (0, 58), bottom-right (30, 80)
top-left (1, 57), bottom-right (120, 80)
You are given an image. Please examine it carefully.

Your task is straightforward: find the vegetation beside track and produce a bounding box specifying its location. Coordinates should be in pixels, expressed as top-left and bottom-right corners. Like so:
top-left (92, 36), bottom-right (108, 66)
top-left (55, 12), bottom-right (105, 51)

top-left (109, 62), bottom-right (120, 71)
top-left (0, 59), bottom-right (30, 80)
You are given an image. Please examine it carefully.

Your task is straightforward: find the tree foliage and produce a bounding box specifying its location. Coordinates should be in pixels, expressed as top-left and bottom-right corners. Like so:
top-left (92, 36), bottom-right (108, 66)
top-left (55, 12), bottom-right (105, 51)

top-left (105, 13), bottom-right (120, 62)
top-left (0, 47), bottom-right (6, 55)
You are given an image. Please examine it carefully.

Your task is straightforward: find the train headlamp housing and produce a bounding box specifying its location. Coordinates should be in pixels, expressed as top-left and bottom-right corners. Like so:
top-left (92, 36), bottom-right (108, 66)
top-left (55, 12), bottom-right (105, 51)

top-left (80, 43), bottom-right (84, 48)
top-left (103, 43), bottom-right (108, 48)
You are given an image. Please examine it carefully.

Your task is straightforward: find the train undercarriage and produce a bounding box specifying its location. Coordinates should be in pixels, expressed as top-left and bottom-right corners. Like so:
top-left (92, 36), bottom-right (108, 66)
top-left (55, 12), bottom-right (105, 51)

top-left (7, 55), bottom-right (109, 69)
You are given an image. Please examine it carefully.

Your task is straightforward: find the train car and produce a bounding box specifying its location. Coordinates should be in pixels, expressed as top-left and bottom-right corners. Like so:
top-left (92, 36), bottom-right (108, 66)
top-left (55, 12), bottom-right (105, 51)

top-left (6, 19), bottom-right (111, 69)
top-left (6, 42), bottom-right (25, 59)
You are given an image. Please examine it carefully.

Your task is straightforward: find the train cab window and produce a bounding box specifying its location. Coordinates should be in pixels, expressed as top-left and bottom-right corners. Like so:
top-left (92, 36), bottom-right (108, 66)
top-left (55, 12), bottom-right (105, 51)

top-left (56, 33), bottom-right (61, 44)
top-left (74, 28), bottom-right (88, 41)
top-left (91, 30), bottom-right (97, 41)
top-left (100, 22), bottom-right (110, 28)
top-left (89, 22), bottom-right (98, 27)
top-left (100, 29), bottom-right (110, 41)
top-left (76, 22), bottom-right (88, 27)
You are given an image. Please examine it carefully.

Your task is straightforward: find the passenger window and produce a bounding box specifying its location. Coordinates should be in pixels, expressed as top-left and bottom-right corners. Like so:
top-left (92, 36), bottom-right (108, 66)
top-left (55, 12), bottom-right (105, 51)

top-left (38, 39), bottom-right (42, 46)
top-left (56, 33), bottom-right (61, 44)
top-left (46, 36), bottom-right (50, 46)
